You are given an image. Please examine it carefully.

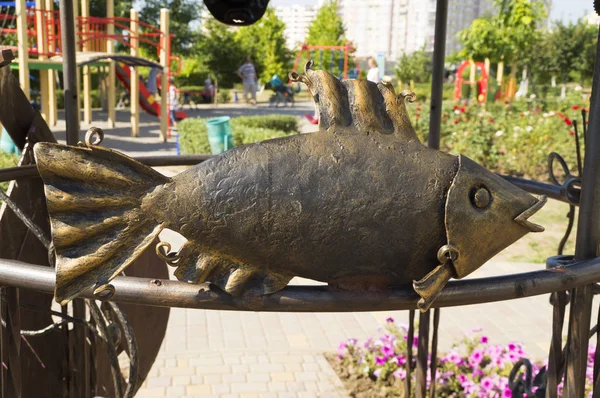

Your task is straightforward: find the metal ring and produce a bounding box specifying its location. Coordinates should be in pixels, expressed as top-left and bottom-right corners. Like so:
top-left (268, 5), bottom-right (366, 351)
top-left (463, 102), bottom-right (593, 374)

top-left (85, 127), bottom-right (105, 147)
top-left (93, 283), bottom-right (115, 299)
top-left (437, 244), bottom-right (459, 263)
top-left (155, 241), bottom-right (181, 265)
top-left (399, 90), bottom-right (417, 103)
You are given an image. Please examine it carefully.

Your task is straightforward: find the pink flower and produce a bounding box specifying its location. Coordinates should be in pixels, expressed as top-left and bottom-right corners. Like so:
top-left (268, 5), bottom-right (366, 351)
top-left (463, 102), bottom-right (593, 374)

top-left (481, 376), bottom-right (494, 390)
top-left (381, 345), bottom-right (394, 357)
top-left (446, 351), bottom-right (462, 365)
top-left (337, 342), bottom-right (347, 357)
top-left (375, 356), bottom-right (387, 365)
top-left (396, 356), bottom-right (406, 366)
top-left (393, 368), bottom-right (406, 379)
top-left (460, 107), bottom-right (466, 113)
top-left (469, 349), bottom-right (484, 366)
top-left (507, 342), bottom-right (517, 352)
top-left (386, 317), bottom-right (394, 323)
top-left (373, 368), bottom-right (382, 379)
top-left (573, 105), bottom-right (580, 110)
top-left (480, 336), bottom-right (489, 344)
top-left (458, 374), bottom-right (468, 384)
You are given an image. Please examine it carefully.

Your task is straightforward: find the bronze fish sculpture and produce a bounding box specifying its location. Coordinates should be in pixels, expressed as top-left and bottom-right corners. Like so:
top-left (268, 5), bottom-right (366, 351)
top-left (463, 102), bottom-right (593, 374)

top-left (33, 63), bottom-right (546, 311)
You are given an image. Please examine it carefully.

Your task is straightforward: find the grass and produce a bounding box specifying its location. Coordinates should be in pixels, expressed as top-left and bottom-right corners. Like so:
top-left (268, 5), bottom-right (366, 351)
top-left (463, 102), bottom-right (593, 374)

top-left (0, 152), bottom-right (18, 192)
top-left (494, 198), bottom-right (576, 264)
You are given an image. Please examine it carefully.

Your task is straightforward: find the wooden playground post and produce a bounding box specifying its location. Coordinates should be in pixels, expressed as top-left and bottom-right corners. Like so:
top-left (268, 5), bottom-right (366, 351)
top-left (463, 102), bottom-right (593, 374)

top-left (130, 9), bottom-right (139, 137)
top-left (469, 59), bottom-right (476, 100)
top-left (45, 0), bottom-right (57, 126)
top-left (159, 8), bottom-right (169, 142)
top-left (35, 0), bottom-right (50, 122)
top-left (15, 0), bottom-right (30, 100)
top-left (343, 41), bottom-right (349, 80)
top-left (82, 0), bottom-right (92, 124)
top-left (106, 0), bottom-right (116, 127)
top-left (73, 0), bottom-right (81, 122)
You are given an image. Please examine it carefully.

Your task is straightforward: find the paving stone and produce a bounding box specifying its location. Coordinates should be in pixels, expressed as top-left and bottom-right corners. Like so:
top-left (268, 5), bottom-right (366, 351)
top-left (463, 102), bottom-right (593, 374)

top-left (231, 382), bottom-right (268, 393)
top-left (212, 383), bottom-right (231, 394)
top-left (267, 381), bottom-right (287, 392)
top-left (270, 372), bottom-right (295, 382)
top-left (295, 371), bottom-right (319, 381)
top-left (160, 366), bottom-right (195, 376)
top-left (172, 376), bottom-right (191, 386)
top-left (186, 384), bottom-right (212, 396)
top-left (136, 387), bottom-right (166, 397)
top-left (247, 372), bottom-right (270, 382)
top-left (146, 376), bottom-right (172, 388)
top-left (166, 386), bottom-right (186, 396)
top-left (250, 363), bottom-right (285, 373)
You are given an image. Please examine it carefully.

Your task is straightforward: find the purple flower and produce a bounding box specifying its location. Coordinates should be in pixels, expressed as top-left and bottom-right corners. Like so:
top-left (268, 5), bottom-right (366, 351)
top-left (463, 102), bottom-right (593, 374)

top-left (480, 335), bottom-right (489, 344)
top-left (507, 342), bottom-right (517, 352)
top-left (375, 356), bottom-right (387, 365)
top-left (503, 388), bottom-right (512, 397)
top-left (386, 317), bottom-right (394, 323)
top-left (393, 368), bottom-right (406, 379)
top-left (373, 368), bottom-right (382, 379)
top-left (347, 338), bottom-right (358, 345)
top-left (396, 356), bottom-right (406, 366)
top-left (337, 342), bottom-right (347, 357)
top-left (458, 374), bottom-right (468, 384)
top-left (469, 349), bottom-right (484, 366)
top-left (363, 337), bottom-right (372, 348)
top-left (381, 345), bottom-right (394, 357)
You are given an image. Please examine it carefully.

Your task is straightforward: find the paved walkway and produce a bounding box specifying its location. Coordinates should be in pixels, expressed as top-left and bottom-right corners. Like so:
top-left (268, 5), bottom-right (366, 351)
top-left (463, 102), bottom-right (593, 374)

top-left (50, 105), bottom-right (598, 397)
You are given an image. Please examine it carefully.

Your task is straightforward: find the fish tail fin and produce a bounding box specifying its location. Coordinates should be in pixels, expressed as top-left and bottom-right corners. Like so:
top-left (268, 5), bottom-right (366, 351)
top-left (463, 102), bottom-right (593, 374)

top-left (33, 142), bottom-right (171, 305)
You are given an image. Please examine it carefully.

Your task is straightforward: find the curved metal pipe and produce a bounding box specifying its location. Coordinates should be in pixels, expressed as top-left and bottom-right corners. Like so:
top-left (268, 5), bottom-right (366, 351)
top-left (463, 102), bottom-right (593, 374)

top-left (0, 257), bottom-right (598, 312)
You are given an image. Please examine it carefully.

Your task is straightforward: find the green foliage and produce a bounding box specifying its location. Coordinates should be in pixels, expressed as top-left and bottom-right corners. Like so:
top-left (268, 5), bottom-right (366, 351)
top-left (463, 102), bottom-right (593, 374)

top-left (394, 46), bottom-right (431, 84)
top-left (231, 115), bottom-right (298, 133)
top-left (89, 0), bottom-right (131, 18)
top-left (306, 1), bottom-right (345, 46)
top-left (304, 0), bottom-right (349, 77)
top-left (234, 8), bottom-right (292, 83)
top-left (178, 115), bottom-right (300, 155)
top-left (0, 152), bottom-right (18, 192)
top-left (139, 0), bottom-right (200, 56)
top-left (192, 18), bottom-right (245, 88)
top-left (457, 0), bottom-right (547, 69)
top-left (217, 89), bottom-right (231, 104)
top-left (407, 99), bottom-right (585, 180)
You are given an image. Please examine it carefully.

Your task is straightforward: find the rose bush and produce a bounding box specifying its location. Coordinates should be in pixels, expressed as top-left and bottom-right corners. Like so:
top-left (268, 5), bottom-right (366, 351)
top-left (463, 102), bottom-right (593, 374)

top-left (408, 99), bottom-right (588, 180)
top-left (335, 318), bottom-right (595, 397)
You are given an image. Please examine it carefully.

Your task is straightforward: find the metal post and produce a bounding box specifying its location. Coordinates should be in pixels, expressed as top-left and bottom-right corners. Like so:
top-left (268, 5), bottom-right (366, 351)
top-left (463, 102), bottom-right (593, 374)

top-left (59, 0), bottom-right (79, 145)
top-left (159, 9), bottom-right (170, 142)
top-left (564, 21), bottom-right (600, 397)
top-left (130, 9), bottom-right (140, 137)
top-left (15, 0), bottom-right (30, 99)
top-left (427, 0), bottom-right (448, 150)
top-left (82, 0), bottom-right (92, 124)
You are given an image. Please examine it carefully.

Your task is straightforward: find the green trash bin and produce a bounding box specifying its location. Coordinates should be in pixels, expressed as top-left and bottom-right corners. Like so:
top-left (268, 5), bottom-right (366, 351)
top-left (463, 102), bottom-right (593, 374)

top-left (0, 126), bottom-right (20, 155)
top-left (205, 116), bottom-right (234, 155)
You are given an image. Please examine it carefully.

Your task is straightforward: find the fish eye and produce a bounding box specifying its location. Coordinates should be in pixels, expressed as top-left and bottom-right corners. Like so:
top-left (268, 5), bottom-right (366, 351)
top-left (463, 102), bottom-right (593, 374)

top-left (470, 186), bottom-right (491, 209)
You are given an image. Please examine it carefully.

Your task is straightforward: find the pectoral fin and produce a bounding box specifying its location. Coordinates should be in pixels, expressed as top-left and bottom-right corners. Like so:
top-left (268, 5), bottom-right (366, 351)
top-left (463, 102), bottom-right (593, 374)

top-left (412, 261), bottom-right (454, 312)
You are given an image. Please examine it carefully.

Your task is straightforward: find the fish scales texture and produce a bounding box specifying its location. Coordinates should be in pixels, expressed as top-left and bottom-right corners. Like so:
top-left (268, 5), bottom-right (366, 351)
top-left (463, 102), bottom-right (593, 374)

top-left (34, 62), bottom-right (546, 308)
top-left (155, 133), bottom-right (458, 288)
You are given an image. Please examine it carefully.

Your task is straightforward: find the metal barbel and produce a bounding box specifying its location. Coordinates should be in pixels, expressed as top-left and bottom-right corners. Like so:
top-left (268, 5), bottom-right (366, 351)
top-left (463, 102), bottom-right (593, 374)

top-left (0, 256), bottom-right (598, 312)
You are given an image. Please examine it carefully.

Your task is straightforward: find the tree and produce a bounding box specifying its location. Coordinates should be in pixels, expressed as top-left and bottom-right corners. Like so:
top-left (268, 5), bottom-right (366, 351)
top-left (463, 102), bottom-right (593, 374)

top-left (306, 0), bottom-right (345, 46)
top-left (457, 0), bottom-right (546, 76)
top-left (139, 0), bottom-right (201, 56)
top-left (235, 8), bottom-right (292, 83)
top-left (394, 47), bottom-right (431, 84)
top-left (302, 0), bottom-right (351, 77)
top-left (191, 18), bottom-right (245, 88)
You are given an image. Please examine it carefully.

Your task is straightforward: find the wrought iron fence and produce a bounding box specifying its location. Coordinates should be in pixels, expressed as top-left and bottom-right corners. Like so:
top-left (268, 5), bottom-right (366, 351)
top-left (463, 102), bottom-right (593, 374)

top-left (2, 0), bottom-right (600, 396)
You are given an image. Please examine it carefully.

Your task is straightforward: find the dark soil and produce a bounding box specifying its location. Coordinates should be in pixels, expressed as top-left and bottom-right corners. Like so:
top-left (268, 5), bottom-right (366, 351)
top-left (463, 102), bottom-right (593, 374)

top-left (325, 353), bottom-right (405, 398)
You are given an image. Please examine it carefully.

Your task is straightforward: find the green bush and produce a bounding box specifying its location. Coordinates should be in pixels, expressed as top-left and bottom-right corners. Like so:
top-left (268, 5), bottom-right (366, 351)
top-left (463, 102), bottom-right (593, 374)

top-left (55, 89), bottom-right (101, 110)
top-left (218, 89), bottom-right (231, 104)
top-left (231, 115), bottom-right (298, 133)
top-left (0, 152), bottom-right (18, 192)
top-left (178, 115), bottom-right (300, 155)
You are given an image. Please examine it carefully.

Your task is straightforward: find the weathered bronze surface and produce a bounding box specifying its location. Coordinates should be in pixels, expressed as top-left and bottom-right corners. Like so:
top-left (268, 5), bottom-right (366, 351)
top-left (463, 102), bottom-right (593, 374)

top-left (33, 63), bottom-right (545, 311)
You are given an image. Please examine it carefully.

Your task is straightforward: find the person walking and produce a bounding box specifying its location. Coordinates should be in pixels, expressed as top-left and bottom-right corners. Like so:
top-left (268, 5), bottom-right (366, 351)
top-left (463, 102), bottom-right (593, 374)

top-left (237, 56), bottom-right (257, 105)
top-left (367, 57), bottom-right (380, 83)
top-left (169, 76), bottom-right (179, 128)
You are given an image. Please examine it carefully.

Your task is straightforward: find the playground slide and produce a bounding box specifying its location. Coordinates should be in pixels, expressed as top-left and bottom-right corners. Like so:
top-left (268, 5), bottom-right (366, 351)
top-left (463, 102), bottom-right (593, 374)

top-left (114, 63), bottom-right (187, 120)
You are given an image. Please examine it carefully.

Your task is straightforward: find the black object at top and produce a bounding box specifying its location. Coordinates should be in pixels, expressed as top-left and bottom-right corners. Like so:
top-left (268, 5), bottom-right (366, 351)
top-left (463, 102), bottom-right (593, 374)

top-left (204, 0), bottom-right (269, 26)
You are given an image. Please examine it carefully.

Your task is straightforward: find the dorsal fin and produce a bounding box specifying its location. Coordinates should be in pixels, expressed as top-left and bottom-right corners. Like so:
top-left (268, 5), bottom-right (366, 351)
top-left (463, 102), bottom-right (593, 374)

top-left (290, 61), bottom-right (419, 141)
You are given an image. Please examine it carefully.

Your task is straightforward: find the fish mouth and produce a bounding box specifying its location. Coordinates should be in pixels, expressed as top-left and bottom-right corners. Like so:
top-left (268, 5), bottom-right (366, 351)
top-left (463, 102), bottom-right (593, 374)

top-left (514, 195), bottom-right (547, 232)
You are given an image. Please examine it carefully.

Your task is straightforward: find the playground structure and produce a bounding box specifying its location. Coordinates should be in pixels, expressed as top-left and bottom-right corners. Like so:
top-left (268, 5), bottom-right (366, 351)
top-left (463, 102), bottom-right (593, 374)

top-left (454, 59), bottom-right (518, 103)
top-left (290, 42), bottom-right (360, 82)
top-left (0, 0), bottom-right (181, 140)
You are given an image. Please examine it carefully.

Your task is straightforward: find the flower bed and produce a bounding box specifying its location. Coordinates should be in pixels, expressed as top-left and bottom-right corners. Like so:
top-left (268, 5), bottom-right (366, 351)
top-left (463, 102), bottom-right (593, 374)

top-left (331, 318), bottom-right (595, 397)
top-left (0, 152), bottom-right (18, 192)
top-left (409, 98), bottom-right (588, 181)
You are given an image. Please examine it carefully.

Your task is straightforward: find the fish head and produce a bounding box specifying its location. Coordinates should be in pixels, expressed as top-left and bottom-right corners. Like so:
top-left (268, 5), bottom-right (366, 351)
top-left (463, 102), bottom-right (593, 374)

top-left (444, 155), bottom-right (546, 279)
